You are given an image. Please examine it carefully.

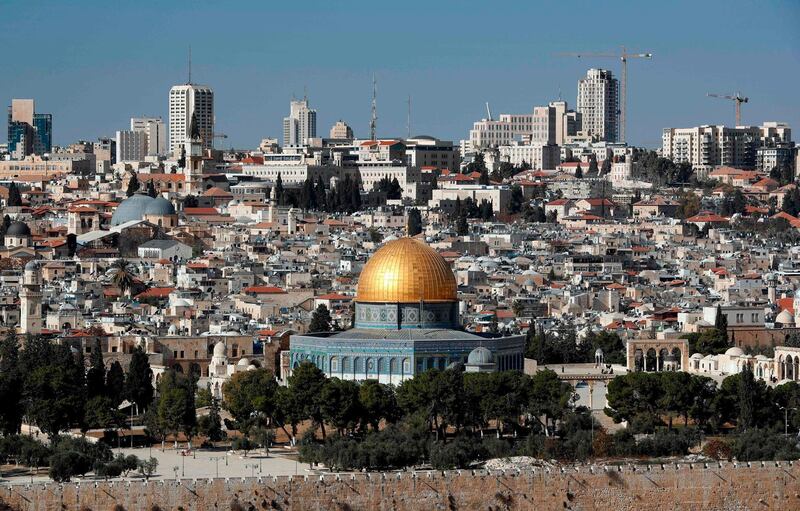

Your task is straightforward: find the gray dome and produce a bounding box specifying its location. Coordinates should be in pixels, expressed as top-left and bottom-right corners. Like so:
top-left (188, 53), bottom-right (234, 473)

top-left (6, 221), bottom-right (30, 236)
top-left (144, 197), bottom-right (176, 216)
top-left (468, 346), bottom-right (493, 365)
top-left (24, 260), bottom-right (38, 271)
top-left (111, 194), bottom-right (155, 226)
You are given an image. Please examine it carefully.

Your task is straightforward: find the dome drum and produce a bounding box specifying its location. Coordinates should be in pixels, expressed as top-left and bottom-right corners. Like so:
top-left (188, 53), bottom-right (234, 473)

top-left (354, 301), bottom-right (459, 330)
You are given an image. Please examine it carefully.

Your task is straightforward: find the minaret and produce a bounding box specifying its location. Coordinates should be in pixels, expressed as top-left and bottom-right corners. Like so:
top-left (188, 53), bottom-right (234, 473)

top-left (267, 187), bottom-right (277, 224)
top-left (19, 260), bottom-right (42, 335)
top-left (185, 113), bottom-right (204, 194)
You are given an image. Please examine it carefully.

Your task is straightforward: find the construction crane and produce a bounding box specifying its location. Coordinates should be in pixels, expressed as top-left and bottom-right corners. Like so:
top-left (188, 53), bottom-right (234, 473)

top-left (561, 46), bottom-right (653, 143)
top-left (485, 102), bottom-right (493, 121)
top-left (707, 92), bottom-right (748, 126)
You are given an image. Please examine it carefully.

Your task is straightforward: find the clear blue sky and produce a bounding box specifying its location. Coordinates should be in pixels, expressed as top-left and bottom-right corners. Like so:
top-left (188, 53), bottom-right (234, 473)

top-left (2, 0), bottom-right (798, 149)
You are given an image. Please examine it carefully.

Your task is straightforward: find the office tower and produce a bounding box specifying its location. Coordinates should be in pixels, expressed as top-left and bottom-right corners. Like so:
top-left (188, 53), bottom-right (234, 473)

top-left (131, 117), bottom-right (166, 156)
top-left (168, 84), bottom-right (214, 154)
top-left (577, 68), bottom-right (619, 142)
top-left (330, 120), bottom-right (354, 140)
top-left (7, 99), bottom-right (52, 157)
top-left (283, 98), bottom-right (317, 147)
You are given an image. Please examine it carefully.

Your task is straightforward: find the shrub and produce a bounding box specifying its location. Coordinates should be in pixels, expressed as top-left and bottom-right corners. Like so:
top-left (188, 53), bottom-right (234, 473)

top-left (732, 428), bottom-right (800, 461)
top-left (702, 439), bottom-right (732, 461)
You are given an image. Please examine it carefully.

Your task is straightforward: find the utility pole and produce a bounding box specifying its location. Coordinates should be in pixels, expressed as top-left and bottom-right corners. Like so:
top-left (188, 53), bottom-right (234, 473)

top-left (370, 74), bottom-right (378, 141)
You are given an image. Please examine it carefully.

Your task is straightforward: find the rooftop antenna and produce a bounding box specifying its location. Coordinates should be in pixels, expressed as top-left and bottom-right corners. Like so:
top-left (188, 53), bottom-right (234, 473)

top-left (370, 74), bottom-right (378, 141)
top-left (188, 45), bottom-right (192, 84)
top-left (407, 95), bottom-right (412, 139)
top-left (303, 85), bottom-right (308, 102)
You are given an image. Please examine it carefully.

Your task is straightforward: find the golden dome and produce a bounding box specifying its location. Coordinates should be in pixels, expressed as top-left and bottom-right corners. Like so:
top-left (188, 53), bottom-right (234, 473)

top-left (357, 237), bottom-right (457, 303)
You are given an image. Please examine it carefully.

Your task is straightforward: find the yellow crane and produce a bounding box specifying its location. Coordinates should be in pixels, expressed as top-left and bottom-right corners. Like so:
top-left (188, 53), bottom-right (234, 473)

top-left (561, 46), bottom-right (653, 143)
top-left (707, 92), bottom-right (748, 126)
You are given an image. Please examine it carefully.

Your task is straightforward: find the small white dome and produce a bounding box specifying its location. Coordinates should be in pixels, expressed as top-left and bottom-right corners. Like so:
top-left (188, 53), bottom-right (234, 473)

top-left (167, 324), bottom-right (178, 336)
top-left (725, 347), bottom-right (745, 357)
top-left (172, 298), bottom-right (191, 307)
top-left (467, 347), bottom-right (493, 365)
top-left (690, 353), bottom-right (704, 360)
top-left (776, 309), bottom-right (795, 325)
top-left (213, 342), bottom-right (226, 357)
top-left (237, 357), bottom-right (250, 367)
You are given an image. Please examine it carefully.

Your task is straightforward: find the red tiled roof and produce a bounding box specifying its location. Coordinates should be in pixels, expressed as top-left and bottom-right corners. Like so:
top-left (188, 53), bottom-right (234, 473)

top-left (184, 207), bottom-right (218, 216)
top-left (135, 287), bottom-right (175, 299)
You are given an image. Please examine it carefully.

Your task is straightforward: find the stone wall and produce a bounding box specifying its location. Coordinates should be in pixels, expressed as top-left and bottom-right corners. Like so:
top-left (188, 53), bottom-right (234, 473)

top-left (2, 461), bottom-right (799, 510)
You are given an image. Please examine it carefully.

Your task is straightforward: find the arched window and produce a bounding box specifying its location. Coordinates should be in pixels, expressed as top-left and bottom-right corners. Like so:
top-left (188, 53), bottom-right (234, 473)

top-left (330, 356), bottom-right (339, 373)
top-left (355, 357), bottom-right (365, 374)
top-left (342, 356), bottom-right (352, 373)
top-left (390, 358), bottom-right (399, 374)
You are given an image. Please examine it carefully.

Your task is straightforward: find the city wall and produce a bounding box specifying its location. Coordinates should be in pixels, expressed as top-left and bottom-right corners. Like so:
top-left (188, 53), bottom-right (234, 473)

top-left (2, 461), bottom-right (799, 510)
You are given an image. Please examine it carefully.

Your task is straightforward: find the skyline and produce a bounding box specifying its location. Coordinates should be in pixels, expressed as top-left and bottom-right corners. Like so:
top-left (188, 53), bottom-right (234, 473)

top-left (2, 0), bottom-right (799, 149)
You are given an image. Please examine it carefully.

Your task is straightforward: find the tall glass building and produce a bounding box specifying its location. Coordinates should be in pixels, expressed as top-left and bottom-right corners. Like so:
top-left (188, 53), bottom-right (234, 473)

top-left (33, 113), bottom-right (52, 154)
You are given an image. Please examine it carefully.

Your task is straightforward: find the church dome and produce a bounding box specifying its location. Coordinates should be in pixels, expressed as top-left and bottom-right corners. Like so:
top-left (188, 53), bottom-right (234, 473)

top-left (777, 309), bottom-right (795, 325)
top-left (6, 221), bottom-right (31, 236)
top-left (111, 193), bottom-right (156, 226)
top-left (144, 196), bottom-right (176, 216)
top-left (356, 237), bottom-right (457, 303)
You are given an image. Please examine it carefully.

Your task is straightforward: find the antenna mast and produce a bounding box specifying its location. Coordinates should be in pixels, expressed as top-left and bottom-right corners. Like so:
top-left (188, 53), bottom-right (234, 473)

top-left (188, 46), bottom-right (192, 84)
top-left (407, 95), bottom-right (412, 139)
top-left (370, 74), bottom-right (377, 141)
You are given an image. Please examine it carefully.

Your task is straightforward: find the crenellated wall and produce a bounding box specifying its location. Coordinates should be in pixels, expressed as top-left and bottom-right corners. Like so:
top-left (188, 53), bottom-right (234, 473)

top-left (2, 461), bottom-right (799, 510)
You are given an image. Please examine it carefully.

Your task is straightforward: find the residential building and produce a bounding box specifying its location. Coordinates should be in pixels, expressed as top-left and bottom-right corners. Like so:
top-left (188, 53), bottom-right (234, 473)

top-left (577, 69), bottom-right (619, 142)
top-left (498, 142), bottom-right (560, 170)
top-left (661, 125), bottom-right (762, 178)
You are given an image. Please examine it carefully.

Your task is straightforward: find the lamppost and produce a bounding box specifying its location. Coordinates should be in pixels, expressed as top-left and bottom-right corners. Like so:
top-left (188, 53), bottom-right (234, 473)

top-left (777, 404), bottom-right (798, 437)
top-left (210, 456), bottom-right (224, 478)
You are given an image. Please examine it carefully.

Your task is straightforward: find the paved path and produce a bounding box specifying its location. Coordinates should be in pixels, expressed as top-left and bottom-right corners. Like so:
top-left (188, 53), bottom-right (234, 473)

top-left (1, 446), bottom-right (314, 484)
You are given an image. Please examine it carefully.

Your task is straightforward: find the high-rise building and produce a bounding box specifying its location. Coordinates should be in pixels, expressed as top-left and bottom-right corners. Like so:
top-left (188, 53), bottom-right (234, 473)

top-left (168, 84), bottom-right (214, 154)
top-left (283, 98), bottom-right (317, 147)
top-left (116, 130), bottom-right (148, 162)
top-left (577, 69), bottom-right (619, 142)
top-left (131, 117), bottom-right (166, 156)
top-left (7, 99), bottom-right (52, 158)
top-left (329, 120), bottom-right (353, 140)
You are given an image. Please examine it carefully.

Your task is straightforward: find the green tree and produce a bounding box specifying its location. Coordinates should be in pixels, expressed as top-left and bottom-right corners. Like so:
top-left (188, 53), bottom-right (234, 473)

top-left (287, 361), bottom-right (328, 438)
top-left (83, 395), bottom-right (125, 431)
top-left (455, 214), bottom-right (469, 236)
top-left (197, 397), bottom-right (225, 443)
top-left (309, 304), bottom-right (333, 332)
top-left (7, 182), bottom-right (22, 207)
top-left (21, 338), bottom-right (86, 439)
top-left (574, 163), bottom-right (583, 179)
top-left (527, 369), bottom-right (572, 435)
top-left (406, 208), bottom-right (423, 236)
top-left (86, 338), bottom-right (105, 399)
top-left (0, 333), bottom-right (23, 434)
top-left (605, 372), bottom-right (664, 433)
top-left (151, 370), bottom-right (196, 448)
top-left (221, 368), bottom-right (279, 434)
top-left (126, 174), bottom-right (140, 197)
top-left (585, 331), bottom-right (626, 365)
top-left (274, 172), bottom-right (285, 205)
top-left (146, 180), bottom-right (157, 198)
top-left (125, 346), bottom-right (154, 412)
top-left (105, 360), bottom-right (125, 406)
top-left (109, 259), bottom-right (137, 297)
top-left (588, 155), bottom-right (599, 175)
top-left (320, 378), bottom-right (361, 435)
top-left (478, 168), bottom-right (490, 185)
top-left (358, 380), bottom-right (397, 431)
